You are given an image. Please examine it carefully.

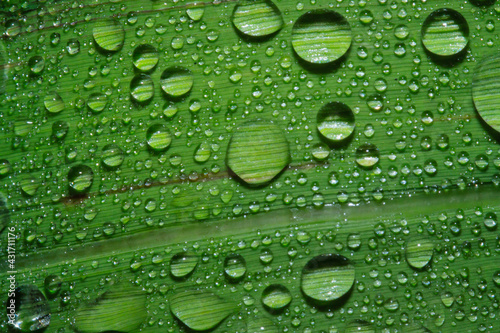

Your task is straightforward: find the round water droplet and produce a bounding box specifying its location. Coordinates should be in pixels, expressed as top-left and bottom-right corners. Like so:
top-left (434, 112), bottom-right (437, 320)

top-left (301, 254), bottom-right (355, 303)
top-left (93, 19), bottom-right (125, 52)
top-left (5, 19), bottom-right (21, 37)
top-left (146, 124), bottom-right (172, 151)
top-left (312, 144), bottom-right (330, 161)
top-left (101, 144), bottom-right (124, 168)
top-left (292, 10), bottom-right (352, 64)
top-left (0, 160), bottom-right (11, 177)
top-left (68, 165), bottom-right (94, 193)
top-left (441, 291), bottom-right (454, 307)
top-left (472, 53), bottom-right (500, 133)
top-left (317, 102), bottom-right (355, 143)
top-left (232, 0), bottom-right (283, 38)
top-left (130, 74), bottom-right (154, 103)
top-left (227, 120), bottom-right (290, 186)
top-left (44, 275), bottom-right (62, 297)
top-left (224, 253), bottom-right (247, 281)
top-left (87, 93), bottom-right (107, 113)
top-left (170, 252), bottom-right (199, 278)
top-left (44, 92), bottom-right (65, 114)
top-left (160, 67), bottom-right (194, 98)
top-left (20, 177), bottom-right (38, 197)
top-left (261, 284), bottom-right (292, 311)
top-left (187, 7), bottom-right (204, 21)
top-left (355, 143), bottom-right (380, 168)
top-left (406, 238), bottom-right (433, 269)
top-left (194, 142), bottom-right (211, 163)
top-left (170, 290), bottom-right (235, 331)
top-left (28, 56), bottom-right (44, 75)
top-left (421, 8), bottom-right (469, 57)
top-left (132, 44), bottom-right (159, 72)
top-left (52, 120), bottom-right (69, 140)
top-left (163, 102), bottom-right (178, 118)
top-left (66, 38), bottom-right (80, 55)
top-left (7, 285), bottom-right (51, 332)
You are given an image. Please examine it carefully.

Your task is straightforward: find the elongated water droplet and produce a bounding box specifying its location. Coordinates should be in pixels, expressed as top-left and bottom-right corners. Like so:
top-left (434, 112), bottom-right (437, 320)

top-left (93, 19), bottom-right (125, 52)
top-left (170, 252), bottom-right (199, 278)
top-left (44, 92), bottom-right (65, 114)
top-left (146, 124), bottom-right (172, 152)
top-left (317, 102), bottom-right (355, 142)
top-left (292, 10), bottom-right (352, 64)
top-left (68, 165), bottom-right (93, 193)
top-left (472, 53), bottom-right (500, 133)
top-left (170, 290), bottom-right (235, 331)
top-left (132, 44), bottom-right (159, 72)
top-left (160, 67), bottom-right (193, 98)
top-left (406, 238), bottom-right (434, 269)
top-left (261, 284), bottom-right (292, 311)
top-left (224, 253), bottom-right (247, 281)
top-left (7, 285), bottom-right (51, 332)
top-left (130, 74), bottom-right (154, 103)
top-left (232, 0), bottom-right (283, 38)
top-left (301, 254), bottom-right (355, 303)
top-left (422, 8), bottom-right (469, 57)
top-left (227, 120), bottom-right (290, 186)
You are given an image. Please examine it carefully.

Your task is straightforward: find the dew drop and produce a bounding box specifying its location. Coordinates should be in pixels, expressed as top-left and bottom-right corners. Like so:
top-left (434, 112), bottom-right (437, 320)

top-left (472, 53), bottom-right (500, 133)
top-left (66, 38), bottom-right (80, 55)
top-left (261, 284), bottom-right (292, 311)
top-left (224, 253), bottom-right (247, 281)
top-left (170, 252), bottom-right (199, 278)
top-left (292, 10), bottom-right (352, 64)
top-left (93, 19), bottom-right (125, 52)
top-left (317, 102), bottom-right (355, 143)
top-left (44, 92), bottom-right (65, 114)
top-left (87, 93), bottom-right (107, 113)
top-left (301, 254), bottom-right (355, 303)
top-left (226, 120), bottom-right (290, 186)
top-left (355, 143), bottom-right (380, 168)
top-left (68, 164), bottom-right (94, 193)
top-left (28, 56), bottom-right (44, 75)
top-left (146, 124), bottom-right (172, 152)
top-left (160, 67), bottom-right (194, 98)
top-left (405, 238), bottom-right (434, 269)
top-left (232, 0), bottom-right (283, 38)
top-left (101, 144), bottom-right (124, 169)
top-left (187, 7), bottom-right (205, 21)
top-left (44, 275), bottom-right (62, 297)
top-left (130, 74), bottom-right (154, 103)
top-left (421, 8), bottom-right (469, 57)
top-left (52, 120), bottom-right (69, 140)
top-left (7, 285), bottom-right (51, 332)
top-left (132, 44), bottom-right (159, 72)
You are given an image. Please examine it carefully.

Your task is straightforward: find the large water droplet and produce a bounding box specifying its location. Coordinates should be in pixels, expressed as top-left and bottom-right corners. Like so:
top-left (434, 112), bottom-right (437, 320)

top-left (7, 285), bottom-right (51, 332)
top-left (292, 10), bottom-right (352, 64)
top-left (146, 124), bottom-right (172, 152)
top-left (160, 67), bottom-right (194, 98)
top-left (247, 315), bottom-right (278, 333)
top-left (170, 290), bottom-right (235, 331)
top-left (355, 143), bottom-right (380, 168)
top-left (472, 53), bottom-right (500, 133)
top-left (301, 254), bottom-right (355, 303)
top-left (132, 44), bottom-right (159, 72)
top-left (68, 164), bottom-right (94, 193)
top-left (0, 192), bottom-right (8, 233)
top-left (44, 92), bottom-right (65, 114)
top-left (317, 102), bottom-right (355, 143)
top-left (421, 8), bottom-right (469, 57)
top-left (405, 238), bottom-right (434, 269)
top-left (87, 93), bottom-right (107, 113)
top-left (101, 144), bottom-right (124, 169)
top-left (93, 19), bottom-right (125, 52)
top-left (170, 252), bottom-right (199, 278)
top-left (28, 56), bottom-right (44, 75)
top-left (187, 7), bottom-right (205, 21)
top-left (227, 120), bottom-right (289, 186)
top-left (224, 253), bottom-right (247, 281)
top-left (232, 0), bottom-right (283, 38)
top-left (261, 284), bottom-right (292, 311)
top-left (130, 74), bottom-right (154, 103)
top-left (44, 275), bottom-right (62, 298)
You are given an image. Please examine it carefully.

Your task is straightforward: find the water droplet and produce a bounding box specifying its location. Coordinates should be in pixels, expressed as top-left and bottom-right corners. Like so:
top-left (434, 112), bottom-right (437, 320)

top-left (484, 212), bottom-right (497, 230)
top-left (28, 56), bottom-right (44, 75)
top-left (93, 19), bottom-right (125, 52)
top-left (132, 44), bottom-right (159, 72)
top-left (247, 315), bottom-right (278, 333)
top-left (301, 254), bottom-right (355, 303)
top-left (20, 177), bottom-right (39, 197)
top-left (160, 67), bottom-right (193, 98)
top-left (194, 142), bottom-right (211, 163)
top-left (187, 7), bottom-right (204, 21)
top-left (441, 291), bottom-right (454, 307)
top-left (422, 8), bottom-right (469, 57)
top-left (170, 252), bottom-right (199, 278)
top-left (7, 285), bottom-right (51, 332)
top-left (170, 290), bottom-right (235, 331)
top-left (87, 93), bottom-right (107, 113)
top-left (312, 144), bottom-right (330, 161)
top-left (52, 120), bottom-right (69, 140)
top-left (395, 24), bottom-right (410, 40)
top-left (227, 120), bottom-right (290, 186)
top-left (44, 275), bottom-right (62, 297)
top-left (68, 164), bottom-right (94, 193)
top-left (261, 284), bottom-right (292, 311)
top-left (359, 10), bottom-right (374, 25)
top-left (355, 143), bottom-right (380, 168)
top-left (232, 0), bottom-right (283, 38)
top-left (146, 124), bottom-right (172, 152)
top-left (472, 53), bottom-right (500, 133)
top-left (0, 159), bottom-right (11, 177)
top-left (317, 102), bottom-right (355, 143)
top-left (224, 253), bottom-right (247, 281)
top-left (345, 320), bottom-right (375, 333)
top-left (292, 10), bottom-right (352, 64)
top-left (66, 38), bottom-right (80, 55)
top-left (5, 19), bottom-right (21, 37)
top-left (101, 144), bottom-right (124, 169)
top-left (130, 74), bottom-right (154, 103)
top-left (406, 238), bottom-right (433, 269)
top-left (44, 92), bottom-right (65, 114)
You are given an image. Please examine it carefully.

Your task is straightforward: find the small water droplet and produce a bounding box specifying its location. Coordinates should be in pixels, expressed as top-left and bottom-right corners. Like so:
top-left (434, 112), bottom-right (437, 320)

top-left (187, 7), bottom-right (205, 21)
top-left (472, 52), bottom-right (500, 133)
top-left (355, 143), bottom-right (380, 168)
top-left (44, 275), bottom-right (62, 297)
top-left (87, 93), bottom-right (107, 113)
top-left (28, 56), bottom-right (45, 75)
